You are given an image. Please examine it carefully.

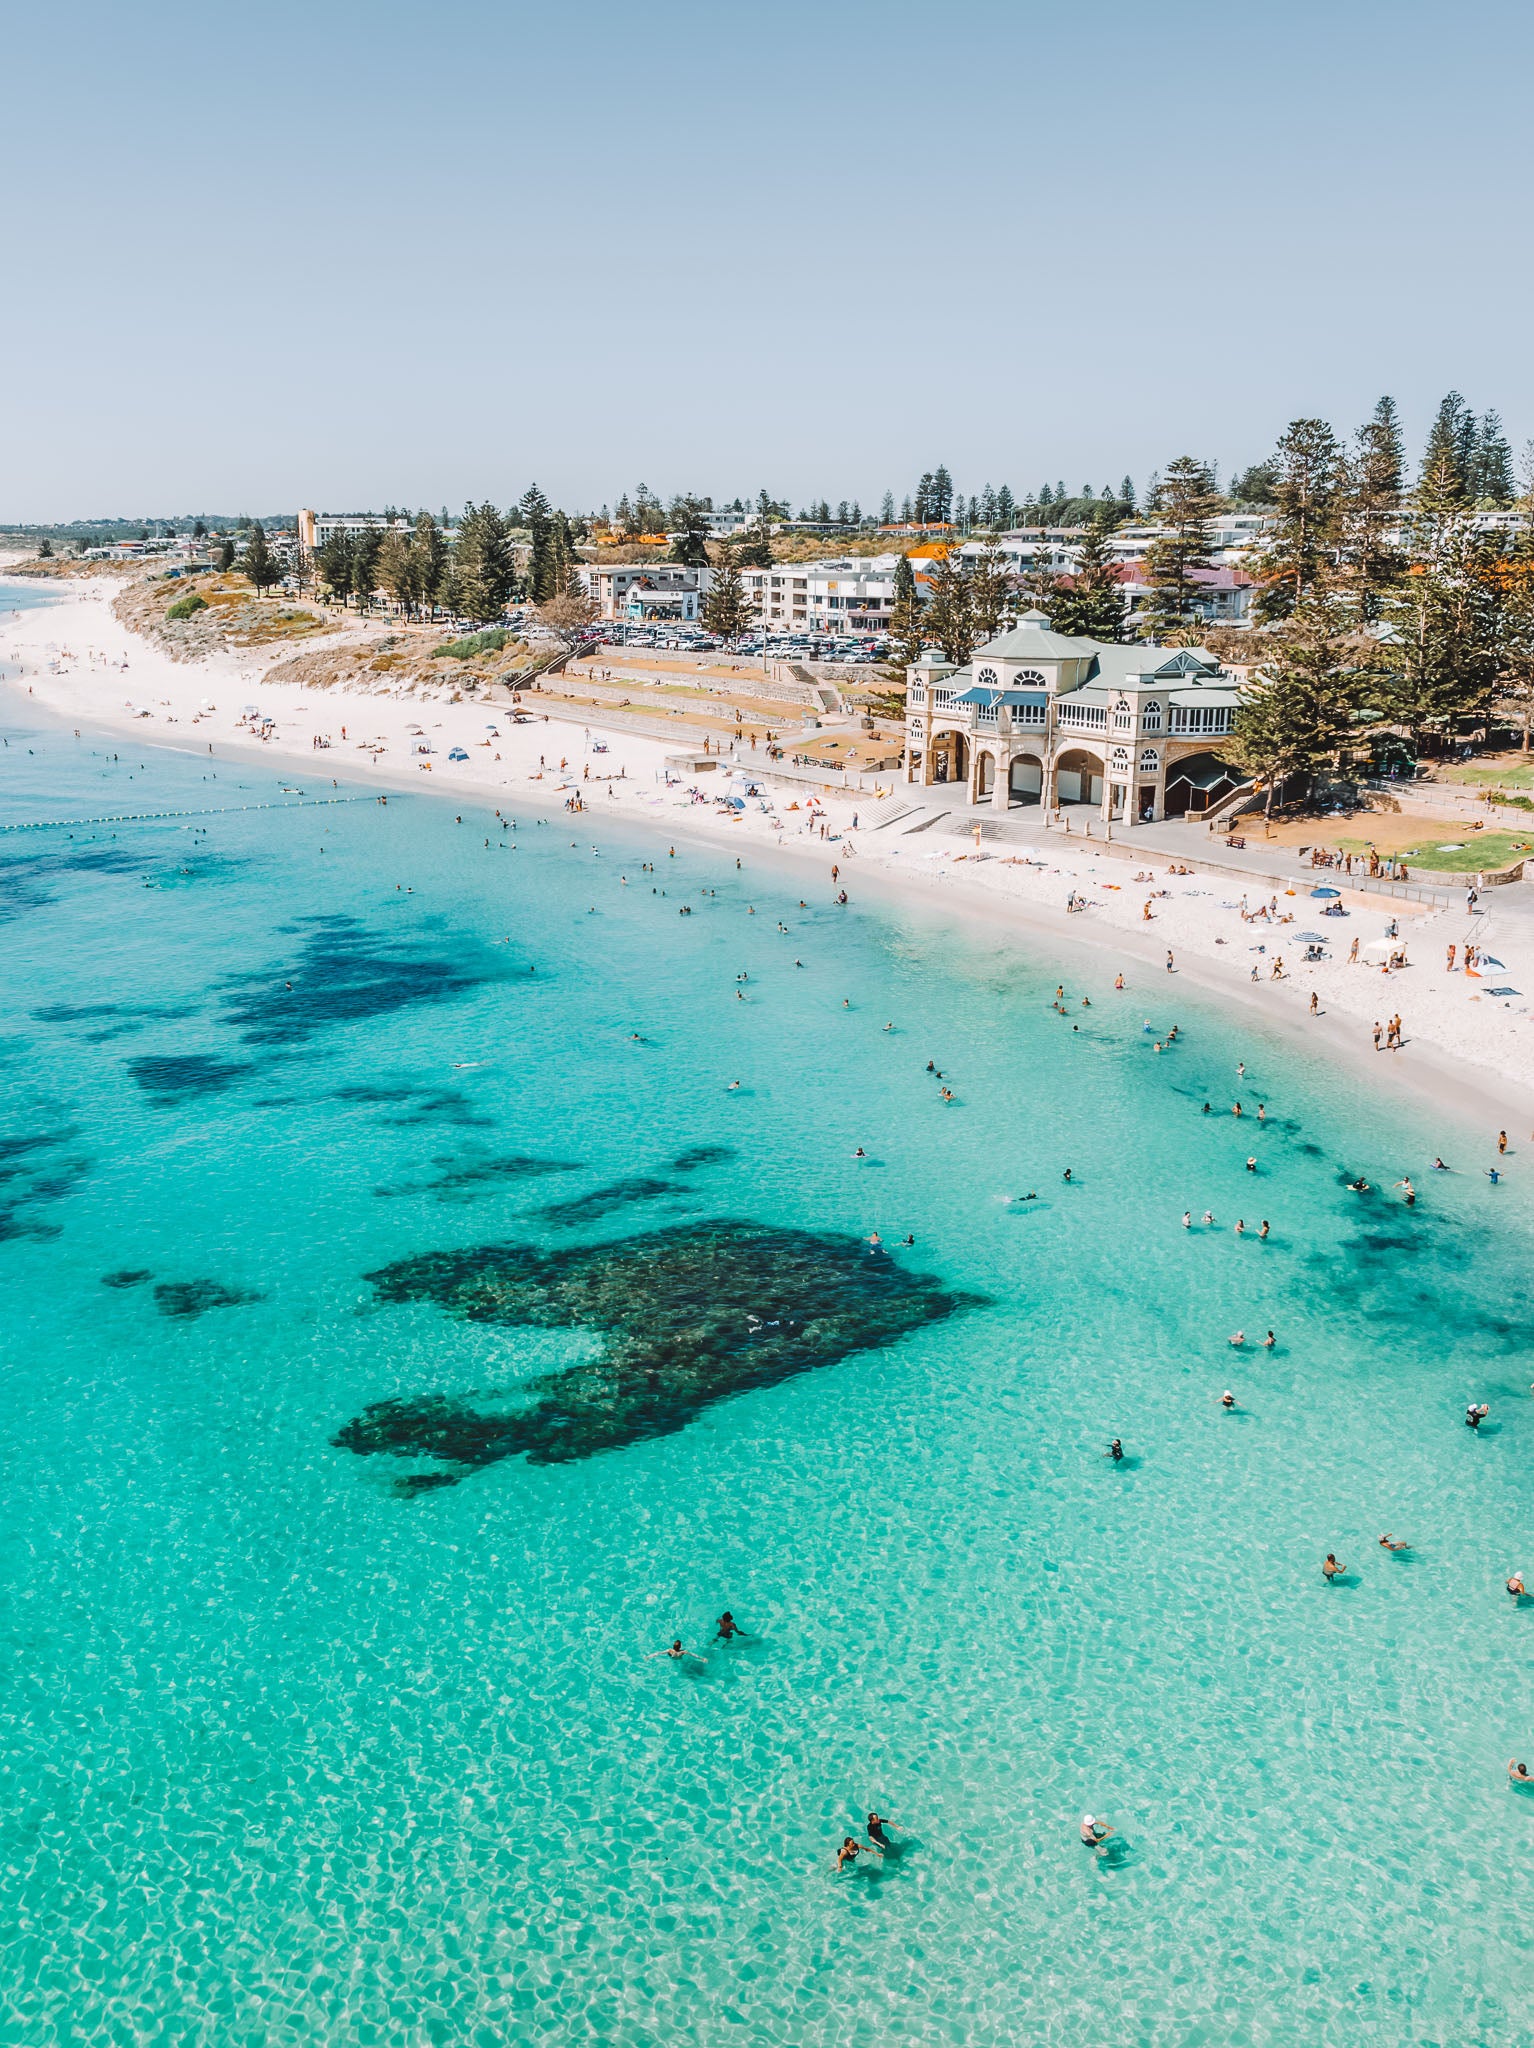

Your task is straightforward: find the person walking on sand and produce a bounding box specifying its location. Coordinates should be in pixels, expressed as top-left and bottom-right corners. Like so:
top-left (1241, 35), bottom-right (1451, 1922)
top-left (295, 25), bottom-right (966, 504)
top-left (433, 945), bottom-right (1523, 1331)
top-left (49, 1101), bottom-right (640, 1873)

top-left (1447, 943), bottom-right (1457, 972)
top-left (1372, 1022), bottom-right (1382, 1052)
top-left (1349, 937), bottom-right (1359, 963)
top-left (1498, 1130), bottom-right (1508, 1155)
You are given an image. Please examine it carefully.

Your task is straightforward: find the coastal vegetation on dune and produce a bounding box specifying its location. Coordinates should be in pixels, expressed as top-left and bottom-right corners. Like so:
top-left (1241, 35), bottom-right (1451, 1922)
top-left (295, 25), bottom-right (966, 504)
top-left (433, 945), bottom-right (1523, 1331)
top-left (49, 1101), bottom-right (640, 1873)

top-left (113, 570), bottom-right (328, 662)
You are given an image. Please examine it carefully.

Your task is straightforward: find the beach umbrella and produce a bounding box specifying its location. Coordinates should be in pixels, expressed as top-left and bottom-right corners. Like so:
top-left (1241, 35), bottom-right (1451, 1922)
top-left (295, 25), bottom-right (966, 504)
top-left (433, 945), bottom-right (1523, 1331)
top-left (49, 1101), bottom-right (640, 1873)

top-left (1310, 886), bottom-right (1342, 898)
top-left (1294, 931), bottom-right (1328, 942)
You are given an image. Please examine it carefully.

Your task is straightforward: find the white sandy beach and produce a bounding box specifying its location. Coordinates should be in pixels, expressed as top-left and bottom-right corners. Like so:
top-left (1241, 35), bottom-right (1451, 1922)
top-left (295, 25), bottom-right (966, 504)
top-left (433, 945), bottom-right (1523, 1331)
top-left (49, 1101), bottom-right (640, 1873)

top-left (5, 572), bottom-right (1534, 1132)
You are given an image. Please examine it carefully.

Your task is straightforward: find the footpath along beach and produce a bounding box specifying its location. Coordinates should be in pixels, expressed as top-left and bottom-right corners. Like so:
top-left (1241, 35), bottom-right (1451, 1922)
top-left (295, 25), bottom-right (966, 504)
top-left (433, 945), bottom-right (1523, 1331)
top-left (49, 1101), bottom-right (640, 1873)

top-left (5, 570), bottom-right (1534, 1128)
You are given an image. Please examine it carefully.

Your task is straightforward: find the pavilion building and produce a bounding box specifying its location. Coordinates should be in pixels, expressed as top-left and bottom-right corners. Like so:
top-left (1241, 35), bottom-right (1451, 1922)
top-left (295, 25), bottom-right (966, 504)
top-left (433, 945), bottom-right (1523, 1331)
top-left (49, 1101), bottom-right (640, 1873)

top-left (904, 610), bottom-right (1246, 825)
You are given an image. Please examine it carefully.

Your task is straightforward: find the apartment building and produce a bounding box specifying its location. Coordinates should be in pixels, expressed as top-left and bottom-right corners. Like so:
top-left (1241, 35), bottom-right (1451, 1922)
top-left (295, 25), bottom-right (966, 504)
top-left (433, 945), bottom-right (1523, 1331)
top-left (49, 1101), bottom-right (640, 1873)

top-left (579, 563), bottom-right (713, 622)
top-left (741, 556), bottom-right (897, 635)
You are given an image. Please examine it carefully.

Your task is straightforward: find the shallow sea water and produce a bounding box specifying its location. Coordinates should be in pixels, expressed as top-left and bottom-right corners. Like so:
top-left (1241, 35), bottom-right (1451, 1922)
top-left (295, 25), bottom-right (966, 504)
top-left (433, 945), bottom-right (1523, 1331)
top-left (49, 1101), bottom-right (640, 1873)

top-left (1, 629), bottom-right (1532, 2045)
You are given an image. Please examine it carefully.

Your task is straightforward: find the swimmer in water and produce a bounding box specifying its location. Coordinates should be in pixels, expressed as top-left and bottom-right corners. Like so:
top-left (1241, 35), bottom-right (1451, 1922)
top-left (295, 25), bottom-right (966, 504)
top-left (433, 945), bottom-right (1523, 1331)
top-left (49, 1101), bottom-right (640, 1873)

top-left (1105, 1438), bottom-right (1124, 1461)
top-left (835, 1836), bottom-right (872, 1872)
top-left (1080, 1813), bottom-right (1112, 1850)
top-left (1202, 1102), bottom-right (1211, 1114)
top-left (1202, 1210), bottom-right (1215, 1226)
top-left (1379, 1534), bottom-right (1409, 1552)
top-left (1259, 1221), bottom-right (1270, 1240)
top-left (1262, 1329), bottom-right (1275, 1348)
top-left (1235, 1218), bottom-right (1245, 1236)
top-left (1246, 1156), bottom-right (1257, 1173)
top-left (1230, 1330), bottom-right (1245, 1347)
top-left (651, 1639), bottom-right (704, 1662)
top-left (1467, 1403), bottom-right (1489, 1429)
top-left (716, 1611), bottom-right (748, 1639)
top-left (1182, 1211), bottom-right (1191, 1228)
top-left (866, 1811), bottom-right (900, 1850)
top-left (1062, 1167), bottom-right (1073, 1182)
top-left (1433, 1157), bottom-right (1447, 1170)
top-left (1322, 1553), bottom-right (1346, 1582)
top-left (1347, 1177), bottom-right (1371, 1192)
top-left (1487, 1168), bottom-right (1502, 1184)
top-left (1394, 1178), bottom-right (1416, 1205)
top-left (1510, 1759), bottom-right (1533, 1783)
top-left (1507, 1573), bottom-right (1527, 1601)
top-left (1220, 1389), bottom-right (1236, 1409)
top-left (854, 1146), bottom-right (867, 1159)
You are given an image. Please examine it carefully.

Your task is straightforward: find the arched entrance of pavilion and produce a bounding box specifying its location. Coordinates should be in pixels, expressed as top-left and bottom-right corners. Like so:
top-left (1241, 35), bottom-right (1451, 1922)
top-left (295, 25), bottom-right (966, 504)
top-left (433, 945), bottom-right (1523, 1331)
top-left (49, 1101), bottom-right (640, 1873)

top-left (925, 728), bottom-right (969, 788)
top-left (1005, 750), bottom-right (1046, 807)
top-left (1053, 745), bottom-right (1105, 810)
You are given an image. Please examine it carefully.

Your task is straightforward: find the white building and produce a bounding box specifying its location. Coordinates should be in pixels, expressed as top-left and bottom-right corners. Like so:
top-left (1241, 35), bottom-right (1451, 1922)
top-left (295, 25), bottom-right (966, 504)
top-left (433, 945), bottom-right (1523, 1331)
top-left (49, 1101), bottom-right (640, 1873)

top-left (297, 510), bottom-right (413, 553)
top-left (905, 609), bottom-right (1246, 825)
top-left (579, 562), bottom-right (713, 622)
top-left (741, 556), bottom-right (898, 635)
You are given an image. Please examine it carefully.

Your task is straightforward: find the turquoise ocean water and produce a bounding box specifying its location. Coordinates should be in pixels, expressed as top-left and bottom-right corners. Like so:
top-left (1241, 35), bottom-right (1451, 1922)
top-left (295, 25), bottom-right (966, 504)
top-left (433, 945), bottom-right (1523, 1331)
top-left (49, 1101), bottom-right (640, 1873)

top-left (1, 581), bottom-right (1532, 2045)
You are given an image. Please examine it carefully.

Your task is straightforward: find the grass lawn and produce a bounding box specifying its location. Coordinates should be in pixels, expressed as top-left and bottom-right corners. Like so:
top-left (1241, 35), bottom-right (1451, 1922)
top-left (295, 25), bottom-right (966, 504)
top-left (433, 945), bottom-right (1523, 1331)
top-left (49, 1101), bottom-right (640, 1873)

top-left (1331, 829), bottom-right (1534, 871)
top-left (1439, 761), bottom-right (1534, 789)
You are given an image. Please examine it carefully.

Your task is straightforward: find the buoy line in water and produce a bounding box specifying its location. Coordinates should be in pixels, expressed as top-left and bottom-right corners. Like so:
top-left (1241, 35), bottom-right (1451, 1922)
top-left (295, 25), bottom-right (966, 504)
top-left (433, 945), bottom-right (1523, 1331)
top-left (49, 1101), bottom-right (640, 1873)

top-left (0, 797), bottom-right (383, 833)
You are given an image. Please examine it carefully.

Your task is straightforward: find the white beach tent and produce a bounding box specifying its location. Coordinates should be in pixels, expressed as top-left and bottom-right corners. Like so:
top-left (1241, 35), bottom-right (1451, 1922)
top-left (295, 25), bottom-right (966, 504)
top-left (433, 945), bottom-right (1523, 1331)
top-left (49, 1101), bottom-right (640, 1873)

top-left (1361, 936), bottom-right (1403, 964)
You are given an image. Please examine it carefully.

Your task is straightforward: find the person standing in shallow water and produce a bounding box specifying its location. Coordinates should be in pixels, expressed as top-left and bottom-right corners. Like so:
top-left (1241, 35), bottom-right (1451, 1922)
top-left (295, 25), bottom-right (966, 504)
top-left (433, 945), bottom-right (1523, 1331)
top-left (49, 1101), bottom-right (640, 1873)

top-left (716, 1611), bottom-right (748, 1640)
top-left (866, 1810), bottom-right (901, 1850)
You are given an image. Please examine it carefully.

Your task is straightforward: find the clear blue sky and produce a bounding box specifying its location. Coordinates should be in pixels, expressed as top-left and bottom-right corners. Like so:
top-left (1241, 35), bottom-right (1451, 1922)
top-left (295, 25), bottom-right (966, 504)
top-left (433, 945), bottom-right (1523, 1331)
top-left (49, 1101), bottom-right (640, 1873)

top-left (4, 0), bottom-right (1532, 521)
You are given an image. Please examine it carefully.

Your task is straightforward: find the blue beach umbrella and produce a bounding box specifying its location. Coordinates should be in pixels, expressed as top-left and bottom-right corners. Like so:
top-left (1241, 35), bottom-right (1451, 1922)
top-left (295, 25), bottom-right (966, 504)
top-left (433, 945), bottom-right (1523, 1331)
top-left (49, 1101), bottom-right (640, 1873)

top-left (1310, 886), bottom-right (1342, 898)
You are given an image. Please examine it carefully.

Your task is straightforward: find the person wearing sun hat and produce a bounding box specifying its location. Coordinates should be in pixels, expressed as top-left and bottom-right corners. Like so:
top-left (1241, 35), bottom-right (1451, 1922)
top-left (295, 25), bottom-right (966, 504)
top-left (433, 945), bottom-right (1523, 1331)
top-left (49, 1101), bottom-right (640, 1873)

top-left (1080, 1813), bottom-right (1112, 1849)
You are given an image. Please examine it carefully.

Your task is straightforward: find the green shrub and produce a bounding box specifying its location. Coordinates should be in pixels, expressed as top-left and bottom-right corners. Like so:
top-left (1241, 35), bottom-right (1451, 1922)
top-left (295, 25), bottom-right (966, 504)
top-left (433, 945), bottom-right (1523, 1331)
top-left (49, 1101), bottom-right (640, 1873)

top-left (432, 628), bottom-right (509, 660)
top-left (166, 592), bottom-right (209, 622)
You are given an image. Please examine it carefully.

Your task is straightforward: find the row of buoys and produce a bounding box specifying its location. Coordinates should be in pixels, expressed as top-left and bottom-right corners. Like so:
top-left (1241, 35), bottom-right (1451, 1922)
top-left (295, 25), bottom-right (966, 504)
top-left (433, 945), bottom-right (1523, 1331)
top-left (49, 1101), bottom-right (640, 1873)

top-left (0, 797), bottom-right (372, 833)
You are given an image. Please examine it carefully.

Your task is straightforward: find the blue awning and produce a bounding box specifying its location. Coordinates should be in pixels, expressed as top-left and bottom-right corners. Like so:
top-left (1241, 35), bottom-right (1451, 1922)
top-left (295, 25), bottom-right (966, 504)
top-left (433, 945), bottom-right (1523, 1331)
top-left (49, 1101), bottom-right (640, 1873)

top-left (953, 686), bottom-right (1048, 707)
